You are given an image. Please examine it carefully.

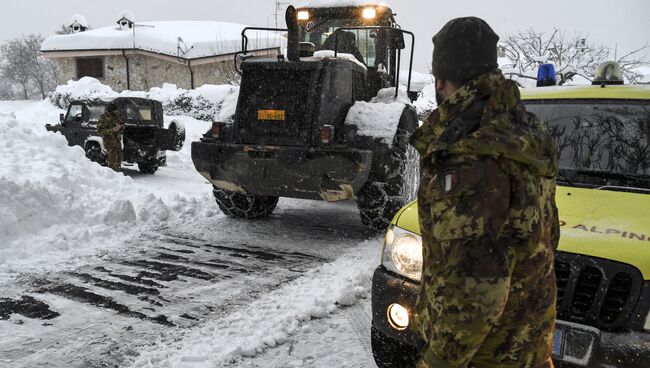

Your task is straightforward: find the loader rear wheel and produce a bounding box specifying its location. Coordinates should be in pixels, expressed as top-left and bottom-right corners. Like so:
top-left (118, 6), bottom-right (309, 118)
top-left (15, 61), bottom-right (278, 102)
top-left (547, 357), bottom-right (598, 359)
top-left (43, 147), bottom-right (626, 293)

top-left (213, 187), bottom-right (279, 219)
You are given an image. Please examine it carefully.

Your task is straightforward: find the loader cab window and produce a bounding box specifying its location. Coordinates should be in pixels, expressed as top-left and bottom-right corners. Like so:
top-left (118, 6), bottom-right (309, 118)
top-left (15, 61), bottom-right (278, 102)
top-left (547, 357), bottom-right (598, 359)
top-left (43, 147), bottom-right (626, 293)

top-left (302, 20), bottom-right (382, 66)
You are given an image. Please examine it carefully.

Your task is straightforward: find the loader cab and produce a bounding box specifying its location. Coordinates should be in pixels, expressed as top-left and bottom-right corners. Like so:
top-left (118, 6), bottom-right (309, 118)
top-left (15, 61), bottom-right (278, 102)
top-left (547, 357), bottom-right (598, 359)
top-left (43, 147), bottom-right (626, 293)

top-left (295, 4), bottom-right (401, 97)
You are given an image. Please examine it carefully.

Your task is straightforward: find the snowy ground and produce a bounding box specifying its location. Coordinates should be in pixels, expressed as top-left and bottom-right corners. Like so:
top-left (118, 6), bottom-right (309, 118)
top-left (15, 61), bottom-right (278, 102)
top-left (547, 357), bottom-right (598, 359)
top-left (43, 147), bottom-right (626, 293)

top-left (0, 101), bottom-right (383, 368)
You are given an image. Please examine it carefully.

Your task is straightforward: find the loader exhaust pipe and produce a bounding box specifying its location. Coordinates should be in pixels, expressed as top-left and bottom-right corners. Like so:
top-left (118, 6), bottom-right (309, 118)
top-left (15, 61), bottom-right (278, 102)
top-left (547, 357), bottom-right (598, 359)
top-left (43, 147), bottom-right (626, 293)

top-left (285, 6), bottom-right (300, 62)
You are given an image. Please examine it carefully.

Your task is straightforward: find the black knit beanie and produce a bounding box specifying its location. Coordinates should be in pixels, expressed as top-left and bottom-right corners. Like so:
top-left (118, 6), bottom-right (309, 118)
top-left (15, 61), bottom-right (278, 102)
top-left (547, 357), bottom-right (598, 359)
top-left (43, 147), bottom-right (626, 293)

top-left (432, 17), bottom-right (499, 82)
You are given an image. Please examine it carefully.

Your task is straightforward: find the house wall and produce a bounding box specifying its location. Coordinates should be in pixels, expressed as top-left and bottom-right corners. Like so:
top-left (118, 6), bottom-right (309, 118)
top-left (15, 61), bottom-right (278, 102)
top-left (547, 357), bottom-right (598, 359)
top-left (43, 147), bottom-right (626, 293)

top-left (52, 48), bottom-right (278, 91)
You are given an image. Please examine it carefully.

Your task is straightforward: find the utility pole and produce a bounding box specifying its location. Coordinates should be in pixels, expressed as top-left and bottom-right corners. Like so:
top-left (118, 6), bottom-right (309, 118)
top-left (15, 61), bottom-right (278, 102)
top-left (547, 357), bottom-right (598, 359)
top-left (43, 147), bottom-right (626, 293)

top-left (274, 0), bottom-right (289, 28)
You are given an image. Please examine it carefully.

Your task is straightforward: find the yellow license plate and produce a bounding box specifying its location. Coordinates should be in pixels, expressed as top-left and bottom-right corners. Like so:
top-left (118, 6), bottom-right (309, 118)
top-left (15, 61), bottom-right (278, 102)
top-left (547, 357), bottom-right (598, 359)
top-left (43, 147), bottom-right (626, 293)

top-left (258, 110), bottom-right (286, 121)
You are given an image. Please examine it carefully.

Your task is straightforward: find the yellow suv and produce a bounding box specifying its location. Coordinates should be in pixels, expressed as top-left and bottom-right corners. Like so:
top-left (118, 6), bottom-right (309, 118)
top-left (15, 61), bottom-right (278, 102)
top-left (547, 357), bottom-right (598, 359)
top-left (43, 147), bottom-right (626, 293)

top-left (371, 84), bottom-right (650, 368)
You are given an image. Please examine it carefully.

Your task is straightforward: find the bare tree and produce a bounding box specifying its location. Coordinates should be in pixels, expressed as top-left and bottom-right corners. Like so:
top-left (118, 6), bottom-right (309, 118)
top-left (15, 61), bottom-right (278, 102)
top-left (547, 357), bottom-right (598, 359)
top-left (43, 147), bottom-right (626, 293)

top-left (501, 28), bottom-right (648, 86)
top-left (55, 24), bottom-right (74, 35)
top-left (0, 39), bottom-right (33, 99)
top-left (0, 34), bottom-right (60, 100)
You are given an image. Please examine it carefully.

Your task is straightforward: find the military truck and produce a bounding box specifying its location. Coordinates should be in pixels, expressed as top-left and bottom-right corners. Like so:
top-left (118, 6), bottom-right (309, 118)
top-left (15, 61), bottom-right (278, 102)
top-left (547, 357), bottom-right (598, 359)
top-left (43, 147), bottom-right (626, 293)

top-left (46, 97), bottom-right (185, 174)
top-left (191, 2), bottom-right (419, 230)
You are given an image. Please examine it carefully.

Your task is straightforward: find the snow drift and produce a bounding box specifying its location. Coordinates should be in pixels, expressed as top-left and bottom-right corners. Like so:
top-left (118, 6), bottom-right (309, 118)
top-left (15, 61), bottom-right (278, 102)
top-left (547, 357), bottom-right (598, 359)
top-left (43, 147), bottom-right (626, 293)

top-left (0, 101), bottom-right (212, 273)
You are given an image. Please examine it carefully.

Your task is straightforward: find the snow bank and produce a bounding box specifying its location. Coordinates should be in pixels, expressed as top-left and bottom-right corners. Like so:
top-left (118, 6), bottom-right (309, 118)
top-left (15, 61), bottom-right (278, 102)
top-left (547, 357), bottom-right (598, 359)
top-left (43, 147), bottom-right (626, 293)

top-left (401, 70), bottom-right (434, 92)
top-left (49, 78), bottom-right (239, 122)
top-left (344, 86), bottom-right (410, 144)
top-left (413, 83), bottom-right (436, 118)
top-left (0, 101), bottom-right (213, 273)
top-left (127, 240), bottom-right (378, 368)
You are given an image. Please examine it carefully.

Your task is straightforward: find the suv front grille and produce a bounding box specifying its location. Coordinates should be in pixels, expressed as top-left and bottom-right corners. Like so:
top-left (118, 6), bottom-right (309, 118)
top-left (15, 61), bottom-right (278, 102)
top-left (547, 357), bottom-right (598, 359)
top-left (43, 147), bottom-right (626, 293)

top-left (555, 252), bottom-right (644, 331)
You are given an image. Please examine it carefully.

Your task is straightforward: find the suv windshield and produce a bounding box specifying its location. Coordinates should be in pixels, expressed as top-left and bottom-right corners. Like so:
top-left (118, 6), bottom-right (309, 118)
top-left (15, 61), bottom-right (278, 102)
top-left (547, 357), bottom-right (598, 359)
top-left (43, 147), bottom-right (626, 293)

top-left (88, 105), bottom-right (106, 124)
top-left (527, 100), bottom-right (650, 191)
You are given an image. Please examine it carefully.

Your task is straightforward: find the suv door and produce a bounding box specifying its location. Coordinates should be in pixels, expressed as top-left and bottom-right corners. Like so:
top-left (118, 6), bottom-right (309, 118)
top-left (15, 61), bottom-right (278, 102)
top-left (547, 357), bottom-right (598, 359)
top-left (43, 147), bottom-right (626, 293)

top-left (62, 103), bottom-right (85, 146)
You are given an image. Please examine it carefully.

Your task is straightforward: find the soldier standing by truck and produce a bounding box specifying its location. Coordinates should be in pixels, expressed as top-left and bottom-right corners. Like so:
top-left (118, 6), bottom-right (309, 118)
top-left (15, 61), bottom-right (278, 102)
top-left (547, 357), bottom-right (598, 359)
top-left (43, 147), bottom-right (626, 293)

top-left (97, 102), bottom-right (124, 171)
top-left (409, 17), bottom-right (560, 368)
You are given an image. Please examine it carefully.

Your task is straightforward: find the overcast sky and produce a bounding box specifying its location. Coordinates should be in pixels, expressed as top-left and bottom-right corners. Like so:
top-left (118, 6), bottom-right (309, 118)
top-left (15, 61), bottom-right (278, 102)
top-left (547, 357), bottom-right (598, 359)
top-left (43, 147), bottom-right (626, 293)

top-left (2, 0), bottom-right (648, 72)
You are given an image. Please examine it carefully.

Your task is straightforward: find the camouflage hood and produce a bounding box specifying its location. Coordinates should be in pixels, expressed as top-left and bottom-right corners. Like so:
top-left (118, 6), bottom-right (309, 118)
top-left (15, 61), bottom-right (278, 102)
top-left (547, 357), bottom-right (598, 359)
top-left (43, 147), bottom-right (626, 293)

top-left (411, 70), bottom-right (558, 178)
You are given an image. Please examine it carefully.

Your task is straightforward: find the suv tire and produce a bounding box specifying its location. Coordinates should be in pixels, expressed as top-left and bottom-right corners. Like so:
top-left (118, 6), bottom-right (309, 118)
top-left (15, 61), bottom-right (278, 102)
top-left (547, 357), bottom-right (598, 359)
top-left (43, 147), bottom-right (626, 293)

top-left (169, 121), bottom-right (185, 152)
top-left (138, 161), bottom-right (159, 174)
top-left (85, 143), bottom-right (107, 166)
top-left (213, 187), bottom-right (279, 219)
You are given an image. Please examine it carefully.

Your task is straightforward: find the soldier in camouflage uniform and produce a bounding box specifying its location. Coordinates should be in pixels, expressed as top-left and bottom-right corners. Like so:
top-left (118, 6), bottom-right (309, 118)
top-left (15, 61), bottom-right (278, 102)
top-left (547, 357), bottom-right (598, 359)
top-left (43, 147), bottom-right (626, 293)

top-left (409, 17), bottom-right (560, 368)
top-left (97, 102), bottom-right (124, 171)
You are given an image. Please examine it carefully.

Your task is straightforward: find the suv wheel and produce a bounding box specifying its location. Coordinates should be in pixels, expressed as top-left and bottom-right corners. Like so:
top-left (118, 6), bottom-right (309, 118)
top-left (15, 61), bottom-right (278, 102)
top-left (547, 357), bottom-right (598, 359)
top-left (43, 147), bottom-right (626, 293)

top-left (213, 187), bottom-right (279, 219)
top-left (169, 121), bottom-right (185, 152)
top-left (85, 143), bottom-right (106, 166)
top-left (138, 161), bottom-right (159, 174)
top-left (357, 127), bottom-right (419, 231)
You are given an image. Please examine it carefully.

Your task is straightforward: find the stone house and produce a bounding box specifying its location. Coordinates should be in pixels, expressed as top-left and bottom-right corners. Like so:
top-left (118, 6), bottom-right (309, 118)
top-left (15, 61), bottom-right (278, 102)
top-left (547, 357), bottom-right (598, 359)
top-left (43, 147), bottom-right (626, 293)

top-left (41, 14), bottom-right (281, 91)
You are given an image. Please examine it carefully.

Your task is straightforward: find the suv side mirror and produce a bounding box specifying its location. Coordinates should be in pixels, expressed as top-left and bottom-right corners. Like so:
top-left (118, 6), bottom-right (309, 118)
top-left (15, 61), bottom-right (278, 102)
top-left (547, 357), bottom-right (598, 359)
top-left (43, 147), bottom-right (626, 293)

top-left (75, 113), bottom-right (83, 122)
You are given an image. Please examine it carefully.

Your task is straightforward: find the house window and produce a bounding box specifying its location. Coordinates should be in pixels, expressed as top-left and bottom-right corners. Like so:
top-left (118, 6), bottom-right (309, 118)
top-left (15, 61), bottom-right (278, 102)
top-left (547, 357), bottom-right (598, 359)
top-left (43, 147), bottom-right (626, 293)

top-left (76, 57), bottom-right (104, 79)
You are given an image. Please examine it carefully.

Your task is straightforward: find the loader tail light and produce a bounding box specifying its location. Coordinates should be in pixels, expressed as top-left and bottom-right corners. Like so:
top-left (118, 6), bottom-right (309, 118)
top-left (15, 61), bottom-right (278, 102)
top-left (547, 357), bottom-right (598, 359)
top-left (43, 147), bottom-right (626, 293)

top-left (320, 125), bottom-right (334, 144)
top-left (211, 122), bottom-right (225, 139)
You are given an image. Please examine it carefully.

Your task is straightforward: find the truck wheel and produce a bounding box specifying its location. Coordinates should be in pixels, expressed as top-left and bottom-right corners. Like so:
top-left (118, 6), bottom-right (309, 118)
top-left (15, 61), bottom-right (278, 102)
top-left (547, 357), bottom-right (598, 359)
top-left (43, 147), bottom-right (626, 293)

top-left (138, 161), bottom-right (159, 174)
top-left (85, 143), bottom-right (106, 166)
top-left (357, 127), bottom-right (419, 231)
top-left (213, 187), bottom-right (279, 219)
top-left (169, 121), bottom-right (185, 151)
top-left (371, 326), bottom-right (419, 368)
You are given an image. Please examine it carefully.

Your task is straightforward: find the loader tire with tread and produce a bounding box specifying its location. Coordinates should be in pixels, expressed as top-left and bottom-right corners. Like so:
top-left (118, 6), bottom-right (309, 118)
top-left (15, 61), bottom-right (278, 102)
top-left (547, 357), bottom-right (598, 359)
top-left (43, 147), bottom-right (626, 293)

top-left (357, 124), bottom-right (419, 231)
top-left (213, 187), bottom-right (279, 219)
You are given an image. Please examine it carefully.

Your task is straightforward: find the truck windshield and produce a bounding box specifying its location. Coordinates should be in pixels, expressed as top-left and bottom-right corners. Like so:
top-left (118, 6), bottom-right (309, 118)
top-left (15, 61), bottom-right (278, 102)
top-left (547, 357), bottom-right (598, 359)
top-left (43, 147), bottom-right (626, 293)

top-left (88, 106), bottom-right (106, 124)
top-left (301, 20), bottom-right (379, 66)
top-left (527, 100), bottom-right (650, 191)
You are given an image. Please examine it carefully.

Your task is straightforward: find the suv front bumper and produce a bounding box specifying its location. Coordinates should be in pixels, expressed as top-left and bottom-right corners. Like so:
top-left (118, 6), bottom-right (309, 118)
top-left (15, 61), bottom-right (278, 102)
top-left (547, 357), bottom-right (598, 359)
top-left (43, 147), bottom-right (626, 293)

top-left (191, 141), bottom-right (373, 201)
top-left (371, 266), bottom-right (650, 368)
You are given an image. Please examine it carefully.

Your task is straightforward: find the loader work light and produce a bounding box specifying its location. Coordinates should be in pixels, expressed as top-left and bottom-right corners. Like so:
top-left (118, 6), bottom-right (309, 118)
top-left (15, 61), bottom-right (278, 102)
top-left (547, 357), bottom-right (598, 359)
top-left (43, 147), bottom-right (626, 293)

top-left (362, 7), bottom-right (377, 19)
top-left (537, 63), bottom-right (557, 87)
top-left (297, 10), bottom-right (310, 21)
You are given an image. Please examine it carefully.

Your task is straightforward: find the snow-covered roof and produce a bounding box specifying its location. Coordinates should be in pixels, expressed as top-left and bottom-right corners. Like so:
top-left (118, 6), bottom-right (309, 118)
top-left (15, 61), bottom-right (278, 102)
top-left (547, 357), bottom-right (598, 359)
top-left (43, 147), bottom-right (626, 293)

top-left (42, 21), bottom-right (281, 60)
top-left (298, 0), bottom-right (390, 8)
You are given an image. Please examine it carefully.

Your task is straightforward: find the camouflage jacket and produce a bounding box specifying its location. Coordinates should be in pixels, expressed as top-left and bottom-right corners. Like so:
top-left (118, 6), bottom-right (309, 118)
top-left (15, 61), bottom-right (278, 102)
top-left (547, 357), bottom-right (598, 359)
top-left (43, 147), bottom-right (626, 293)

top-left (409, 70), bottom-right (560, 368)
top-left (97, 111), bottom-right (122, 146)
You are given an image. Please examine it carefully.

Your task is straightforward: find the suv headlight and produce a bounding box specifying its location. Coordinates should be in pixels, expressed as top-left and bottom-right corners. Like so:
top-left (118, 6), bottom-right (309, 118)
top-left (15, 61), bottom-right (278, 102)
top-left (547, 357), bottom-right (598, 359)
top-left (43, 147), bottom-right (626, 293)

top-left (382, 226), bottom-right (423, 281)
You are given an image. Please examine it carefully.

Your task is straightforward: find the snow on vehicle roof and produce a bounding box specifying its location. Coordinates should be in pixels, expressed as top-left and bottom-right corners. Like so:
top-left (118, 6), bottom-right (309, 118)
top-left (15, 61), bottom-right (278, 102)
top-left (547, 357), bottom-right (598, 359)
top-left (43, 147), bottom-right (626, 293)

top-left (298, 0), bottom-right (390, 8)
top-left (41, 21), bottom-right (281, 60)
